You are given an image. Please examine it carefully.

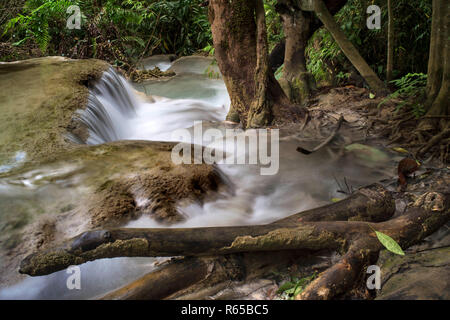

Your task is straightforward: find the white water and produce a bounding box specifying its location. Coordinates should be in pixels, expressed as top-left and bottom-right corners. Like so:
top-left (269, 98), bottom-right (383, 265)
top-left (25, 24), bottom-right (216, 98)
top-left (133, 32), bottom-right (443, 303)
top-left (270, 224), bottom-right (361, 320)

top-left (0, 56), bottom-right (396, 299)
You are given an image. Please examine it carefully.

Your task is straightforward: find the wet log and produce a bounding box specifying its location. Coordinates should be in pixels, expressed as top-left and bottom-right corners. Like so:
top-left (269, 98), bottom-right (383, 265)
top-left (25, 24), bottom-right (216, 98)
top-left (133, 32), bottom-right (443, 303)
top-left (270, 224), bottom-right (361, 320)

top-left (20, 184), bottom-right (394, 276)
top-left (100, 257), bottom-right (211, 300)
top-left (102, 250), bottom-right (318, 300)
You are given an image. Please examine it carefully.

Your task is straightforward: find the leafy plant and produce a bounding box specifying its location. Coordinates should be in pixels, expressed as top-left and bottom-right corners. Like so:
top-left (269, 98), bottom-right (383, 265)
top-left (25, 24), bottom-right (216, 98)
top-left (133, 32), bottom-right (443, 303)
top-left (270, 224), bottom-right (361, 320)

top-left (3, 0), bottom-right (74, 52)
top-left (264, 0), bottom-right (284, 50)
top-left (277, 272), bottom-right (317, 299)
top-left (274, 64), bottom-right (283, 80)
top-left (202, 43), bottom-right (215, 56)
top-left (2, 0), bottom-right (212, 61)
top-left (378, 73), bottom-right (427, 117)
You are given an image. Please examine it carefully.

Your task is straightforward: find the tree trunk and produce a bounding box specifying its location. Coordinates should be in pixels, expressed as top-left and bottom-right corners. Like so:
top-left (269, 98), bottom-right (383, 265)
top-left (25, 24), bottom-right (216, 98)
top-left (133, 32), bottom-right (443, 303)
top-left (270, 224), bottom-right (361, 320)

top-left (386, 0), bottom-right (394, 83)
top-left (313, 0), bottom-right (387, 96)
top-left (425, 0), bottom-right (445, 108)
top-left (279, 8), bottom-right (316, 103)
top-left (208, 0), bottom-right (303, 128)
top-left (420, 0), bottom-right (449, 131)
top-left (426, 0), bottom-right (449, 117)
top-left (247, 0), bottom-right (272, 127)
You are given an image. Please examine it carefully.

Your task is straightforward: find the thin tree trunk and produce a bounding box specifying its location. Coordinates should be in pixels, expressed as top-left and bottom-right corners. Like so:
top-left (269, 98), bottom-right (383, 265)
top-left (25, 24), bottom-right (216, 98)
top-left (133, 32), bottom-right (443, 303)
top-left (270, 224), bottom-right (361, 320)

top-left (280, 9), bottom-right (316, 103)
top-left (313, 0), bottom-right (387, 96)
top-left (386, 0), bottom-right (394, 83)
top-left (247, 0), bottom-right (272, 127)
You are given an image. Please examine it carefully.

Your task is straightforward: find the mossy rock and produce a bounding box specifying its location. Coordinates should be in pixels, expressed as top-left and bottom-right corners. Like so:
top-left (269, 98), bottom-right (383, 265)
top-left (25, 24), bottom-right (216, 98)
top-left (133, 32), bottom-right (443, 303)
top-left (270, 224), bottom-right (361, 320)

top-left (376, 225), bottom-right (450, 300)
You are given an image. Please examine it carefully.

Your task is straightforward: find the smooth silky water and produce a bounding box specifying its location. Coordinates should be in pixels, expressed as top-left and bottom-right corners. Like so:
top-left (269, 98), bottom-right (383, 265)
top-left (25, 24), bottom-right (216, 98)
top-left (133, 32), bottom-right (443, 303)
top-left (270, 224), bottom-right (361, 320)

top-left (0, 56), bottom-right (398, 299)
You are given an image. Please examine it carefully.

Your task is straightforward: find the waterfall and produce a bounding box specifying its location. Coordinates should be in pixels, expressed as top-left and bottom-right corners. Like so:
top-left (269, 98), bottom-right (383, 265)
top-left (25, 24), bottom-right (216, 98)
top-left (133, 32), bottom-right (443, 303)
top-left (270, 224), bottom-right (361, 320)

top-left (70, 67), bottom-right (139, 144)
top-left (70, 66), bottom-right (229, 145)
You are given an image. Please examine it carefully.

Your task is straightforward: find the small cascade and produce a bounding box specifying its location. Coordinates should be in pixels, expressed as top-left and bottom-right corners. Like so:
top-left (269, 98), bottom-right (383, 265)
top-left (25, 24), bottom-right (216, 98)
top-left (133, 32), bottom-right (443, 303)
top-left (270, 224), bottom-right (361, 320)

top-left (71, 66), bottom-right (230, 145)
top-left (71, 67), bottom-right (139, 144)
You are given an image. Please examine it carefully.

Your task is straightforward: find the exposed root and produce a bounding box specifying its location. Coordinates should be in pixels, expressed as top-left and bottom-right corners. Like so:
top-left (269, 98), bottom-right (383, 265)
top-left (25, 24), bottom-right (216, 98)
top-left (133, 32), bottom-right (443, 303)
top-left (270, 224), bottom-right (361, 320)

top-left (372, 107), bottom-right (449, 163)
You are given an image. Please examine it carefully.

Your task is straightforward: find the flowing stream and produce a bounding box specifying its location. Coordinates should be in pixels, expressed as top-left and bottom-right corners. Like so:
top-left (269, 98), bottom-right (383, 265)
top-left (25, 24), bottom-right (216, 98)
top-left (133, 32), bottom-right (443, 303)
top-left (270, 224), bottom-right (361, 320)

top-left (0, 56), bottom-right (398, 299)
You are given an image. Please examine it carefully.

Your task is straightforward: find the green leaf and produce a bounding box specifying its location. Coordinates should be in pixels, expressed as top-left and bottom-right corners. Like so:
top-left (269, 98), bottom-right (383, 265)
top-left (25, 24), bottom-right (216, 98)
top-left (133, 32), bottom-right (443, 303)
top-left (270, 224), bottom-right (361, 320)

top-left (374, 230), bottom-right (405, 256)
top-left (277, 281), bottom-right (295, 293)
top-left (369, 93), bottom-right (375, 99)
top-left (391, 147), bottom-right (409, 154)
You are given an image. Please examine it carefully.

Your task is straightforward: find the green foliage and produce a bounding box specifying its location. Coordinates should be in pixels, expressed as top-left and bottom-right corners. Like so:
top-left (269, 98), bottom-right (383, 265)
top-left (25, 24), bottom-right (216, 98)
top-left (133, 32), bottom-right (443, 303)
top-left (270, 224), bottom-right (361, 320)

top-left (379, 73), bottom-right (427, 117)
top-left (204, 62), bottom-right (220, 79)
top-left (306, 0), bottom-right (432, 84)
top-left (274, 63), bottom-right (284, 80)
top-left (202, 43), bottom-right (215, 56)
top-left (277, 272), bottom-right (317, 299)
top-left (3, 0), bottom-right (74, 52)
top-left (307, 28), bottom-right (343, 84)
top-left (264, 0), bottom-right (283, 51)
top-left (2, 0), bottom-right (212, 59)
top-left (389, 72), bottom-right (428, 95)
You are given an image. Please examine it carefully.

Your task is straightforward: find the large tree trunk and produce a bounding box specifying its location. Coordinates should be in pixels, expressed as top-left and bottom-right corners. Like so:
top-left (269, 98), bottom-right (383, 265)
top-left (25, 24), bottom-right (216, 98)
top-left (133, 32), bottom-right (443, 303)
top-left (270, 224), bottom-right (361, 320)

top-left (312, 0), bottom-right (387, 96)
top-left (425, 0), bottom-right (449, 117)
top-left (420, 0), bottom-right (449, 132)
top-left (208, 0), bottom-right (303, 128)
top-left (425, 0), bottom-right (445, 109)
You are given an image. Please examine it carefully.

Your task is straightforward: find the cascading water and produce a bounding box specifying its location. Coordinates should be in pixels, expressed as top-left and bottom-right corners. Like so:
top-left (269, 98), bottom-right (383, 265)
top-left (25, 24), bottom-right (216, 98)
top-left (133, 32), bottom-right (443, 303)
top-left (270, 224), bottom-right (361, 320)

top-left (0, 56), bottom-right (397, 299)
top-left (72, 66), bottom-right (229, 144)
top-left (70, 68), bottom-right (138, 144)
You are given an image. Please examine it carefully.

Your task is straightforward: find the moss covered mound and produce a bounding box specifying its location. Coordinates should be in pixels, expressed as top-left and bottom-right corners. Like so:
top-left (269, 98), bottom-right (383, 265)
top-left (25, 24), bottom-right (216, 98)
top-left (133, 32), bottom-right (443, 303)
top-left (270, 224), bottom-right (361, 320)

top-left (0, 56), bottom-right (109, 164)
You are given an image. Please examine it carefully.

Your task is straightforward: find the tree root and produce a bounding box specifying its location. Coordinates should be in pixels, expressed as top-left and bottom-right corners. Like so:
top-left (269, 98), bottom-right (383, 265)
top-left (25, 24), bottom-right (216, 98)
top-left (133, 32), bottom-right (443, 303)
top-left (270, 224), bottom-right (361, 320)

top-left (373, 106), bottom-right (449, 162)
top-left (416, 126), bottom-right (450, 158)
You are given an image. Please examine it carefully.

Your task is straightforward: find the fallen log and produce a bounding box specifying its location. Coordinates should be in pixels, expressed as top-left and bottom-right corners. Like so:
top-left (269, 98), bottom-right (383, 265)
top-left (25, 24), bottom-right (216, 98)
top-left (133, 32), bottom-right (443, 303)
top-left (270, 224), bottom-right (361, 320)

top-left (19, 184), bottom-right (394, 276)
top-left (100, 257), bottom-right (212, 300)
top-left (101, 250), bottom-right (318, 300)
